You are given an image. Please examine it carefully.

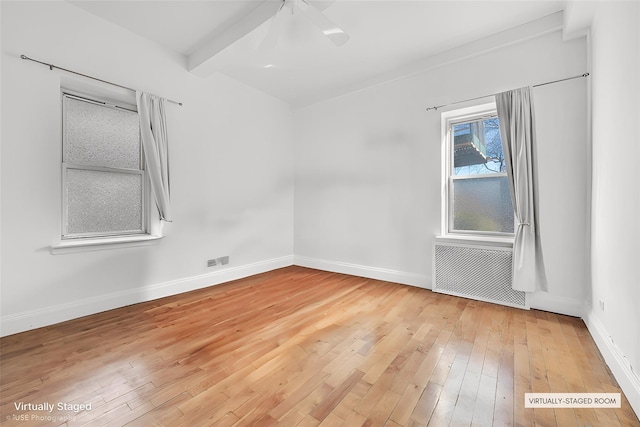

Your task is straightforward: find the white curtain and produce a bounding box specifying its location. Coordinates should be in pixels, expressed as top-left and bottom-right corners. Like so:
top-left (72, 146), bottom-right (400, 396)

top-left (495, 87), bottom-right (547, 292)
top-left (137, 91), bottom-right (172, 222)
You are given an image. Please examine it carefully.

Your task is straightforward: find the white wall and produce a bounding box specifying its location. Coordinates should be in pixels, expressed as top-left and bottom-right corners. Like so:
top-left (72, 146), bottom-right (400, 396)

top-left (294, 30), bottom-right (589, 316)
top-left (1, 1), bottom-right (637, 415)
top-left (1, 1), bottom-right (294, 335)
top-left (587, 0), bottom-right (640, 415)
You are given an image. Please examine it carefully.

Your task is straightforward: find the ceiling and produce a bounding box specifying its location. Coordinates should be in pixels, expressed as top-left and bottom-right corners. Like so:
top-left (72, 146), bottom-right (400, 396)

top-left (69, 0), bottom-right (567, 108)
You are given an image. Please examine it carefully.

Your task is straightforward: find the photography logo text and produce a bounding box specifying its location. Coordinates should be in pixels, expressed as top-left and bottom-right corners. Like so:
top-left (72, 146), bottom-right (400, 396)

top-left (6, 401), bottom-right (92, 423)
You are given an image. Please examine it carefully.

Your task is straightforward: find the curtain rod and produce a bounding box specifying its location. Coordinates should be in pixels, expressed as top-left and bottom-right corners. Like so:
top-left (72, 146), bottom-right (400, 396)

top-left (425, 72), bottom-right (589, 112)
top-left (20, 54), bottom-right (183, 106)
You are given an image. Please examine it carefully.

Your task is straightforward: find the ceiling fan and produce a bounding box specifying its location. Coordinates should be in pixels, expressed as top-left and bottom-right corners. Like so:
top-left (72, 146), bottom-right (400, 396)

top-left (260, 0), bottom-right (350, 50)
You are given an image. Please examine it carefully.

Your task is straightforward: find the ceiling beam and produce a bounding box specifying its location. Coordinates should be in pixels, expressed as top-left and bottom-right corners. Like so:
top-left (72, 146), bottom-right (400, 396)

top-left (188, 0), bottom-right (281, 77)
top-left (563, 1), bottom-right (596, 41)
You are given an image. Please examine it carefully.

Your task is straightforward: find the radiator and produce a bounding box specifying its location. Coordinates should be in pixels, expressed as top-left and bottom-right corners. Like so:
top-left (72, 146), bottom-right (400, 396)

top-left (433, 242), bottom-right (528, 309)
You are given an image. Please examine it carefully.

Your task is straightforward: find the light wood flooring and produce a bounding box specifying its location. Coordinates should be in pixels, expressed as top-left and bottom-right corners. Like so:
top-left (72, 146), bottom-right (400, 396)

top-left (1, 266), bottom-right (638, 426)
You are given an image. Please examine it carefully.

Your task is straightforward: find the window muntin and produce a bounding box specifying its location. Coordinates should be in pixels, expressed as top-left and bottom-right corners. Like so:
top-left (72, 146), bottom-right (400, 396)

top-left (62, 93), bottom-right (146, 239)
top-left (446, 110), bottom-right (514, 236)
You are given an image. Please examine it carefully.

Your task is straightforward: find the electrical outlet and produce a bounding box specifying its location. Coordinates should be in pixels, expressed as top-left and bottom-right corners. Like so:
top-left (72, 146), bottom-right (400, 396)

top-left (207, 256), bottom-right (229, 268)
top-left (599, 300), bottom-right (605, 311)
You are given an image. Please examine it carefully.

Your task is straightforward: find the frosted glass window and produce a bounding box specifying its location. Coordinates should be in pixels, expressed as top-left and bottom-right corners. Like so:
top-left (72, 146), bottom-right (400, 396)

top-left (64, 96), bottom-right (140, 170)
top-left (61, 91), bottom-right (147, 239)
top-left (66, 169), bottom-right (143, 235)
top-left (452, 177), bottom-right (514, 233)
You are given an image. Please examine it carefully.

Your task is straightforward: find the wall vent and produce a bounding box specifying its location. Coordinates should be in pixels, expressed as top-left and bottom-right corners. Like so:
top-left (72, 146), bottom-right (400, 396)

top-left (433, 242), bottom-right (528, 309)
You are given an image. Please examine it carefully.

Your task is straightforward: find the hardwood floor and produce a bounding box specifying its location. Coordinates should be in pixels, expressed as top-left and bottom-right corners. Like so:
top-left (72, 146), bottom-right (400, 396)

top-left (1, 266), bottom-right (638, 426)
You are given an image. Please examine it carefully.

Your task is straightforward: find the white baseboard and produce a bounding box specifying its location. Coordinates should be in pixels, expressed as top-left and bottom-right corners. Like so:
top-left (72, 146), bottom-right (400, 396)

top-left (293, 255), bottom-right (430, 289)
top-left (0, 255), bottom-right (294, 337)
top-left (293, 256), bottom-right (588, 318)
top-left (583, 309), bottom-right (640, 419)
top-left (1, 254), bottom-right (587, 336)
top-left (527, 291), bottom-right (585, 317)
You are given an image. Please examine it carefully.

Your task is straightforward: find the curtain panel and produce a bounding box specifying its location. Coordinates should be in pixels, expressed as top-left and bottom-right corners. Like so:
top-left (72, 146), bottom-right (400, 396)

top-left (495, 87), bottom-right (547, 292)
top-left (137, 91), bottom-right (172, 222)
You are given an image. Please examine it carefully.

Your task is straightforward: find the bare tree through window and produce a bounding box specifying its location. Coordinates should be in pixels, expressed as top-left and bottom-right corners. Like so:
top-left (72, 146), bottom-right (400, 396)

top-left (453, 117), bottom-right (505, 175)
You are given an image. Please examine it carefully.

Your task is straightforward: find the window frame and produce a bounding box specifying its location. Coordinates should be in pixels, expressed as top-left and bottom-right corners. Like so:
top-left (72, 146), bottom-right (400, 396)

top-left (52, 87), bottom-right (162, 254)
top-left (441, 103), bottom-right (515, 240)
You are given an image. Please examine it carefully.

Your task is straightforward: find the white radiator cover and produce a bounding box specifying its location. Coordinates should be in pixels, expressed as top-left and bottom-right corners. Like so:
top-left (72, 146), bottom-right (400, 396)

top-left (433, 242), bottom-right (528, 309)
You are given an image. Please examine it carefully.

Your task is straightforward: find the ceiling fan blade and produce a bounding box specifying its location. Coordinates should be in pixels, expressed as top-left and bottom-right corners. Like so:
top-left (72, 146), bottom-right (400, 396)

top-left (259, 1), bottom-right (287, 50)
top-left (297, 0), bottom-right (349, 46)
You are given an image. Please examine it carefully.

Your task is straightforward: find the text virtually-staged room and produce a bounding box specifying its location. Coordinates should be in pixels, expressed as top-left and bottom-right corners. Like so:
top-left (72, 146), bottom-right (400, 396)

top-left (1, 0), bottom-right (639, 426)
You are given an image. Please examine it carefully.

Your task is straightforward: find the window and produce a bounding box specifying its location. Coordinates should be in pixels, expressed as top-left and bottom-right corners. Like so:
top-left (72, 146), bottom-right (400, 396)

top-left (443, 104), bottom-right (514, 237)
top-left (61, 92), bottom-right (149, 241)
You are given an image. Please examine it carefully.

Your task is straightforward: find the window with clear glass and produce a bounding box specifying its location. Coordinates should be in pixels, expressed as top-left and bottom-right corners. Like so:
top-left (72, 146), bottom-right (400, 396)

top-left (446, 111), bottom-right (514, 235)
top-left (62, 93), bottom-right (146, 239)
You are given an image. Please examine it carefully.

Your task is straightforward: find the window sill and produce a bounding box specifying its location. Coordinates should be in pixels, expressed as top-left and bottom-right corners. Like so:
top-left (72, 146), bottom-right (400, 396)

top-left (435, 234), bottom-right (513, 248)
top-left (50, 234), bottom-right (163, 255)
